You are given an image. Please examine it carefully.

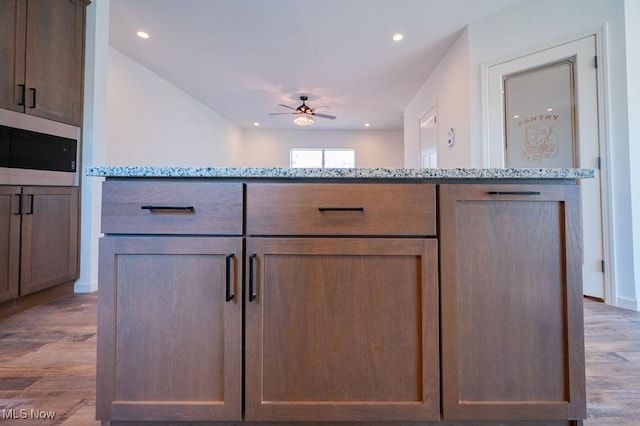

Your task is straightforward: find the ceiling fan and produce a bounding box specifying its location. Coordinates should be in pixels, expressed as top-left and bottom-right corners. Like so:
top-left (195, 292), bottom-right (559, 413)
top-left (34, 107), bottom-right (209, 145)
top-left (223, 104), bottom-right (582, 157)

top-left (270, 96), bottom-right (336, 126)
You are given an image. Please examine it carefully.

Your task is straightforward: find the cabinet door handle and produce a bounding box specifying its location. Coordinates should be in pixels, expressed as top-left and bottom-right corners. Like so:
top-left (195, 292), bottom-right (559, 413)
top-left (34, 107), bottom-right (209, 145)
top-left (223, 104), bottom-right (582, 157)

top-left (248, 253), bottom-right (257, 302)
top-left (25, 194), bottom-right (34, 215)
top-left (225, 254), bottom-right (235, 302)
top-left (140, 205), bottom-right (195, 212)
top-left (14, 194), bottom-right (22, 215)
top-left (17, 84), bottom-right (25, 106)
top-left (29, 88), bottom-right (36, 108)
top-left (487, 191), bottom-right (541, 196)
top-left (318, 207), bottom-right (365, 212)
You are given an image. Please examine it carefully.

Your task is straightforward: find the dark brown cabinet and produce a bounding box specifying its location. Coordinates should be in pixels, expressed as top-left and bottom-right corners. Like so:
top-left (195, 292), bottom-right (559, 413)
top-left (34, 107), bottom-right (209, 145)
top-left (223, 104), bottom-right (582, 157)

top-left (97, 181), bottom-right (244, 422)
top-left (244, 237), bottom-right (439, 421)
top-left (439, 183), bottom-right (586, 421)
top-left (0, 0), bottom-right (88, 125)
top-left (0, 185), bottom-right (79, 301)
top-left (96, 179), bottom-right (587, 425)
top-left (96, 237), bottom-right (242, 422)
top-left (0, 0), bottom-right (26, 114)
top-left (19, 186), bottom-right (79, 295)
top-left (243, 183), bottom-right (439, 421)
top-left (0, 186), bottom-right (20, 303)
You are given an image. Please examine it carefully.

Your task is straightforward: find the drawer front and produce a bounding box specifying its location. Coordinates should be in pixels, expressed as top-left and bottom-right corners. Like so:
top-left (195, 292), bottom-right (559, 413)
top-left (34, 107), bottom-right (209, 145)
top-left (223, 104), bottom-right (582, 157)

top-left (101, 181), bottom-right (243, 235)
top-left (246, 183), bottom-right (435, 236)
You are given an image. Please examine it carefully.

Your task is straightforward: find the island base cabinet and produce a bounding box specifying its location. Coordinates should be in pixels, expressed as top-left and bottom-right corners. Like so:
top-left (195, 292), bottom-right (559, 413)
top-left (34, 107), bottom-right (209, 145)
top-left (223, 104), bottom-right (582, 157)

top-left (103, 420), bottom-right (583, 426)
top-left (244, 237), bottom-right (440, 422)
top-left (96, 237), bottom-right (242, 422)
top-left (439, 184), bottom-right (586, 421)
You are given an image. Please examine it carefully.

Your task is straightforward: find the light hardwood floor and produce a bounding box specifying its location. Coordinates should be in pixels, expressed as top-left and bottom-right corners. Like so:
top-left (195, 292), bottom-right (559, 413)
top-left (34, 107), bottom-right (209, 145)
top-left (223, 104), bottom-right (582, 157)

top-left (0, 293), bottom-right (638, 425)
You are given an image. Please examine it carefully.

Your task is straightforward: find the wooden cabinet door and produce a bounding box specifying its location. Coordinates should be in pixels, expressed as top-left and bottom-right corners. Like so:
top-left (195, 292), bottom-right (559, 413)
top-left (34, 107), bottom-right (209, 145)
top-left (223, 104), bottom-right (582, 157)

top-left (0, 186), bottom-right (20, 303)
top-left (439, 184), bottom-right (586, 421)
top-left (24, 0), bottom-right (86, 125)
top-left (245, 237), bottom-right (439, 421)
top-left (19, 186), bottom-right (78, 296)
top-left (0, 0), bottom-right (26, 113)
top-left (96, 237), bottom-right (242, 422)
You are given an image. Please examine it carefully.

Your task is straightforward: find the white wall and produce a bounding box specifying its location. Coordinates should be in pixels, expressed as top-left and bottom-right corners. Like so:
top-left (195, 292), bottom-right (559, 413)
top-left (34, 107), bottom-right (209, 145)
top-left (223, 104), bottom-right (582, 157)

top-left (106, 47), bottom-right (402, 169)
top-left (107, 47), bottom-right (243, 167)
top-left (76, 0), bottom-right (109, 293)
top-left (405, 0), bottom-right (637, 309)
top-left (242, 129), bottom-right (403, 168)
top-left (404, 30), bottom-right (470, 168)
top-left (625, 0), bottom-right (640, 311)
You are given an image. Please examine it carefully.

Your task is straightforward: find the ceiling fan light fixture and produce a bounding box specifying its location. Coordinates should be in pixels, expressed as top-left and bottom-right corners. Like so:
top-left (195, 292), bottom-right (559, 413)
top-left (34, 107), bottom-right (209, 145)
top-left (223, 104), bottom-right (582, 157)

top-left (293, 113), bottom-right (314, 126)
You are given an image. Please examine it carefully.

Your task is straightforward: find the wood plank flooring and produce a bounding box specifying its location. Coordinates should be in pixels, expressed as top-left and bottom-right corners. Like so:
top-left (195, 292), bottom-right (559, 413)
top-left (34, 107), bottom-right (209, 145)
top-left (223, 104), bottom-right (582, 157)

top-left (0, 293), bottom-right (97, 425)
top-left (0, 293), bottom-right (638, 425)
top-left (582, 298), bottom-right (640, 425)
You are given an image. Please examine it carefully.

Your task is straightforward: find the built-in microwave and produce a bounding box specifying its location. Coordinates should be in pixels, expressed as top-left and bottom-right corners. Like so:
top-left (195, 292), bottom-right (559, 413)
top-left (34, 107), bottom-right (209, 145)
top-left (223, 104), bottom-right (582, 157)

top-left (0, 109), bottom-right (79, 186)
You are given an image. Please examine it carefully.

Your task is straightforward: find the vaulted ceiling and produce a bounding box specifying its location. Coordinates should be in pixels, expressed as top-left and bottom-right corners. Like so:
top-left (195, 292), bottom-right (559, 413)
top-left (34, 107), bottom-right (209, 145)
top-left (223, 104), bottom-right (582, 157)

top-left (109, 0), bottom-right (524, 130)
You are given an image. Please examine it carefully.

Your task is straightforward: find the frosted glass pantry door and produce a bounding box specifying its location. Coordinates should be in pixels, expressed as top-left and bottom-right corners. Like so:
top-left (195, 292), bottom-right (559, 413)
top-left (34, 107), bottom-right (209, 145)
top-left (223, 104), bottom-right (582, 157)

top-left (504, 60), bottom-right (576, 168)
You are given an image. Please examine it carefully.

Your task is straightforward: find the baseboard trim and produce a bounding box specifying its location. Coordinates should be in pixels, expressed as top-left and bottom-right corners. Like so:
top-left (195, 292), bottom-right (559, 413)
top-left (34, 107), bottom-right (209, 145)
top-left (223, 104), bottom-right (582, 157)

top-left (616, 296), bottom-right (640, 312)
top-left (74, 279), bottom-right (98, 293)
top-left (0, 281), bottom-right (74, 320)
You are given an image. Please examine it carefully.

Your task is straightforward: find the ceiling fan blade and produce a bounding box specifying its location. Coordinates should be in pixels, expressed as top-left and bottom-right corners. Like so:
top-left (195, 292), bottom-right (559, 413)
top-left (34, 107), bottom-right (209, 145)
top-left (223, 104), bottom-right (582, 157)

top-left (269, 112), bottom-right (295, 115)
top-left (278, 104), bottom-right (297, 110)
top-left (312, 113), bottom-right (336, 120)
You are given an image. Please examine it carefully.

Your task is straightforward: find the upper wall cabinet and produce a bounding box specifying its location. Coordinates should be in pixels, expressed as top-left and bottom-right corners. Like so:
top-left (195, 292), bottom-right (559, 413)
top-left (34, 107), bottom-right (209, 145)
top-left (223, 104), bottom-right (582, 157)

top-left (0, 0), bottom-right (89, 126)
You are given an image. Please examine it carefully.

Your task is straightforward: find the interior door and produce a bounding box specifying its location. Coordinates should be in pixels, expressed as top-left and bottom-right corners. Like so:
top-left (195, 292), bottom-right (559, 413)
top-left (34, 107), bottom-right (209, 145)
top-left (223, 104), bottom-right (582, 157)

top-left (486, 35), bottom-right (605, 299)
top-left (419, 105), bottom-right (438, 168)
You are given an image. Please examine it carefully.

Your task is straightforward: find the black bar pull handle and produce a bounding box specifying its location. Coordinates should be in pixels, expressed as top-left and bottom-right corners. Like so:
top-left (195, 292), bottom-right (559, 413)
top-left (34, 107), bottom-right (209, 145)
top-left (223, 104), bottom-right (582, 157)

top-left (25, 194), bottom-right (34, 215)
top-left (318, 207), bottom-right (365, 212)
top-left (17, 84), bottom-right (25, 106)
top-left (29, 88), bottom-right (36, 108)
top-left (14, 194), bottom-right (22, 215)
top-left (140, 205), bottom-right (195, 212)
top-left (225, 254), bottom-right (235, 302)
top-left (248, 253), bottom-right (257, 302)
top-left (487, 191), bottom-right (541, 196)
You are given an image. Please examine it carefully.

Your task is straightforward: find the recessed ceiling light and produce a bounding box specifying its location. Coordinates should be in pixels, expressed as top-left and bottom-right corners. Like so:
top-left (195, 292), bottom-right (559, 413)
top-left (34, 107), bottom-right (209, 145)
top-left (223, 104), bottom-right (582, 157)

top-left (253, 122), bottom-right (260, 127)
top-left (392, 33), bottom-right (404, 42)
top-left (364, 123), bottom-right (371, 127)
top-left (513, 115), bottom-right (520, 118)
top-left (137, 31), bottom-right (150, 39)
top-left (547, 107), bottom-right (553, 112)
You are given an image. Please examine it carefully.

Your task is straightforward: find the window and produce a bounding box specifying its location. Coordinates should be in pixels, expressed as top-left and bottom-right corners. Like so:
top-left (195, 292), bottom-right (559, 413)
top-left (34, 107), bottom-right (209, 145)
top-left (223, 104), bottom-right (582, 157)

top-left (290, 148), bottom-right (355, 168)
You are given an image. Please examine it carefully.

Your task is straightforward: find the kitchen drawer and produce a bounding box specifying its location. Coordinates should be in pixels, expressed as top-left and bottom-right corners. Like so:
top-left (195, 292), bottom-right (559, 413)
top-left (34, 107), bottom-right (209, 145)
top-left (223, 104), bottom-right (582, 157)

top-left (101, 181), bottom-right (243, 235)
top-left (246, 183), bottom-right (436, 236)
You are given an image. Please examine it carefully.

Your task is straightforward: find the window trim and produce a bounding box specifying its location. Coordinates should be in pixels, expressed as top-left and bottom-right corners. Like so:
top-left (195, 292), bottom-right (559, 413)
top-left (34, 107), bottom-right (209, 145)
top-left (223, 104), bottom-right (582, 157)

top-left (290, 148), bottom-right (356, 168)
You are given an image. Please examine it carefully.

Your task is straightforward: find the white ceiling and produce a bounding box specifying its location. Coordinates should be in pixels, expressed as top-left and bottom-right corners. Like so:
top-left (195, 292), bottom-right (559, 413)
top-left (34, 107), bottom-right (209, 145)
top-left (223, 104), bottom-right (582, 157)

top-left (109, 0), bottom-right (524, 130)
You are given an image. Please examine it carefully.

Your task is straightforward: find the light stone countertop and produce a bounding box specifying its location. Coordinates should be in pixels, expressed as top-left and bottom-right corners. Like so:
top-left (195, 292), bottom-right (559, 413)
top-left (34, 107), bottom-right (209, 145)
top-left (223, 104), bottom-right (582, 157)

top-left (85, 166), bottom-right (595, 180)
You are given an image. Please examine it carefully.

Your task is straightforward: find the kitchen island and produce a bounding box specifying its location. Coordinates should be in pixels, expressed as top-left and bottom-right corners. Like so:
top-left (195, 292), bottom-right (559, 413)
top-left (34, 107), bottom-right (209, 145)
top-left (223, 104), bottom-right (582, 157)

top-left (87, 167), bottom-right (593, 426)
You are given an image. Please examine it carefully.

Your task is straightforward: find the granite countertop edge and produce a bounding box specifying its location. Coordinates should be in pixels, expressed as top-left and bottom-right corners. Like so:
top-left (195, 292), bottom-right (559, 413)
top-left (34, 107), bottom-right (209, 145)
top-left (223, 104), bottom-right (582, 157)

top-left (85, 166), bottom-right (595, 179)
